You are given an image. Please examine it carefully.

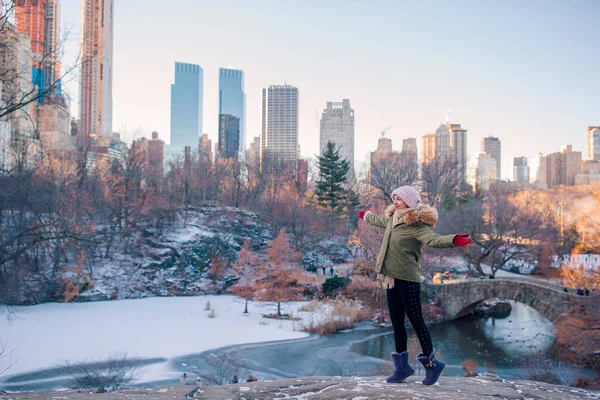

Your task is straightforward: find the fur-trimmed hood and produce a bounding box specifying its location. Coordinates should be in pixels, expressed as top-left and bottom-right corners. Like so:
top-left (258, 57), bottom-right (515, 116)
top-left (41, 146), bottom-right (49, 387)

top-left (385, 204), bottom-right (439, 228)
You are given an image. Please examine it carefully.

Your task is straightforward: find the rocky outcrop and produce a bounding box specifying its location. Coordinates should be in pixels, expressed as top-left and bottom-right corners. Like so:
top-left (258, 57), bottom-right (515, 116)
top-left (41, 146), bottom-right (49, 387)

top-left (69, 206), bottom-right (352, 303)
top-left (2, 376), bottom-right (599, 399)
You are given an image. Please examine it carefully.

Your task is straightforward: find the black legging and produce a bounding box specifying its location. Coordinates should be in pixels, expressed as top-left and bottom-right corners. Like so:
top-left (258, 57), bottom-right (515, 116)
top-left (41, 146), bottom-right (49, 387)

top-left (386, 279), bottom-right (433, 357)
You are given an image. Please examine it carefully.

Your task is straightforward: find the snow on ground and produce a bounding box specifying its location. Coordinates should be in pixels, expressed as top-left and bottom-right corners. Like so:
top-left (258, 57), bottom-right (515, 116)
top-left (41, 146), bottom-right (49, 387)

top-left (0, 296), bottom-right (313, 379)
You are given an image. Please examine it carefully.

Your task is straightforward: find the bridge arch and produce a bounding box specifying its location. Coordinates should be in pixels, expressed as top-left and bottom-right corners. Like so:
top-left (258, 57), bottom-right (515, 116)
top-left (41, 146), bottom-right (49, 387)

top-left (421, 278), bottom-right (589, 323)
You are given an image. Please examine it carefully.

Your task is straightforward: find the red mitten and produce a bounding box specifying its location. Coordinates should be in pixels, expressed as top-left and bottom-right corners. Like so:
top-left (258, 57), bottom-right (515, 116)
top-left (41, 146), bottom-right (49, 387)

top-left (358, 208), bottom-right (371, 220)
top-left (453, 233), bottom-right (472, 247)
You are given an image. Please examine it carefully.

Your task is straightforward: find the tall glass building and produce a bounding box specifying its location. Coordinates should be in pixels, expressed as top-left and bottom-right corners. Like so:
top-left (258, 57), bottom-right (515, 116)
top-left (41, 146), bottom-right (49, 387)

top-left (170, 62), bottom-right (203, 148)
top-left (218, 68), bottom-right (245, 158)
top-left (218, 114), bottom-right (240, 159)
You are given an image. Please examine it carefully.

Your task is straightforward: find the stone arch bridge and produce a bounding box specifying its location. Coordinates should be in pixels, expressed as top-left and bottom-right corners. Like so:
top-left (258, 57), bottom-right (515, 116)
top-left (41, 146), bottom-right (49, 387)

top-left (421, 277), bottom-right (592, 322)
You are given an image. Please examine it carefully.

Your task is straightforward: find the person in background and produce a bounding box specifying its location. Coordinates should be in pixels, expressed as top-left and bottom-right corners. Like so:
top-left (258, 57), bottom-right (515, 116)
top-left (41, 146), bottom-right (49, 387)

top-left (358, 186), bottom-right (472, 386)
top-left (180, 373), bottom-right (188, 385)
top-left (231, 374), bottom-right (239, 384)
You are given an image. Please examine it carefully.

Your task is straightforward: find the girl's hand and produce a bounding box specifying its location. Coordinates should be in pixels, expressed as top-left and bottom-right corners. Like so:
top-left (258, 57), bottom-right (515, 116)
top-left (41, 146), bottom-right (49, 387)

top-left (453, 234), bottom-right (472, 247)
top-left (358, 208), bottom-right (371, 220)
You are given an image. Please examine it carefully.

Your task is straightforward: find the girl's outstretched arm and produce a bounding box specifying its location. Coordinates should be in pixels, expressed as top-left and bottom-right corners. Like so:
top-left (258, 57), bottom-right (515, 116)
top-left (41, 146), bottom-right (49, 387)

top-left (359, 208), bottom-right (388, 229)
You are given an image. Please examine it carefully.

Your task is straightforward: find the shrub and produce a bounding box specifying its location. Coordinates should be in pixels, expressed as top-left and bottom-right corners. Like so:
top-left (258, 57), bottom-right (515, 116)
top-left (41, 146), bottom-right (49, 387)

top-left (322, 277), bottom-right (351, 297)
top-left (66, 354), bottom-right (138, 391)
top-left (299, 299), bottom-right (320, 312)
top-left (572, 376), bottom-right (600, 390)
top-left (302, 297), bottom-right (368, 335)
top-left (340, 279), bottom-right (382, 320)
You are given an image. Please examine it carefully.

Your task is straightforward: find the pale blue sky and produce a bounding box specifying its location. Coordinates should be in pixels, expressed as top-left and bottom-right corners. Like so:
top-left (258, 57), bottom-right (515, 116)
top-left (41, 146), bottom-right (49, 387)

top-left (59, 0), bottom-right (600, 180)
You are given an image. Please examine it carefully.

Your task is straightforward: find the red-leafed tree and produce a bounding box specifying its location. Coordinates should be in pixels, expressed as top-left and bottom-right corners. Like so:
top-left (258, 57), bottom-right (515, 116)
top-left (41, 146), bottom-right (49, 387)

top-left (254, 229), bottom-right (303, 317)
top-left (230, 240), bottom-right (262, 314)
top-left (210, 255), bottom-right (227, 282)
top-left (265, 229), bottom-right (301, 267)
top-left (254, 267), bottom-right (305, 318)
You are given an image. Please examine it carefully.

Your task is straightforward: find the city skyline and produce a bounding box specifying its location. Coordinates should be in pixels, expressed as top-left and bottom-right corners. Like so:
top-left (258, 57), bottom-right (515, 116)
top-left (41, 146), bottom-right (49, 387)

top-left (54, 0), bottom-right (600, 180)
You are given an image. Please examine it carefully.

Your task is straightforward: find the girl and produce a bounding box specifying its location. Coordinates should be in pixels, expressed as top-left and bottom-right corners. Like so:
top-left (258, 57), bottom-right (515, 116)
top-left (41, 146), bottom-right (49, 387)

top-left (358, 186), bottom-right (471, 385)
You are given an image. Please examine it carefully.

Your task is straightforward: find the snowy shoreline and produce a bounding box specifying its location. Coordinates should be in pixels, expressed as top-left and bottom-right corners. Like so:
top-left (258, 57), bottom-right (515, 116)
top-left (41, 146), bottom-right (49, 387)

top-left (0, 295), bottom-right (314, 383)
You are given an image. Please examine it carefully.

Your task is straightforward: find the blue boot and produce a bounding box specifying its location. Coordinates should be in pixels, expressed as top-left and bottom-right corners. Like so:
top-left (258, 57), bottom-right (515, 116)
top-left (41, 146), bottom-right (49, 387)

top-left (416, 350), bottom-right (445, 386)
top-left (386, 351), bottom-right (415, 383)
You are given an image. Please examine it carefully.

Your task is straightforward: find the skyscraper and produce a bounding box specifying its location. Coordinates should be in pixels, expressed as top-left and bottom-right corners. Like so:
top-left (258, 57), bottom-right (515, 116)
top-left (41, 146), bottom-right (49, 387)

top-left (246, 136), bottom-right (260, 167)
top-left (402, 138), bottom-right (418, 164)
top-left (42, 0), bottom-right (60, 92)
top-left (14, 0), bottom-right (61, 97)
top-left (421, 133), bottom-right (436, 164)
top-left (14, 1), bottom-right (45, 68)
top-left (369, 136), bottom-right (404, 188)
top-left (588, 126), bottom-right (600, 161)
top-left (319, 99), bottom-right (355, 174)
top-left (199, 133), bottom-right (213, 163)
top-left (476, 153), bottom-right (497, 191)
top-left (218, 68), bottom-right (245, 157)
top-left (536, 145), bottom-right (581, 188)
top-left (79, 0), bottom-right (114, 147)
top-left (218, 114), bottom-right (240, 159)
top-left (170, 62), bottom-right (203, 148)
top-left (481, 136), bottom-right (501, 180)
top-left (0, 23), bottom-right (34, 132)
top-left (260, 84), bottom-right (299, 172)
top-left (136, 131), bottom-right (164, 185)
top-left (448, 123), bottom-right (467, 184)
top-left (513, 157), bottom-right (529, 184)
top-left (375, 136), bottom-right (392, 154)
top-left (434, 124), bottom-right (450, 159)
top-left (421, 124), bottom-right (456, 165)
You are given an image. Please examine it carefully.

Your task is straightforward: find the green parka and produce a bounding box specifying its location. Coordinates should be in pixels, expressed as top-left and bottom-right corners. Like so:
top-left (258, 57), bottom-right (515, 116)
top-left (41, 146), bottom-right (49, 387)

top-left (365, 204), bottom-right (457, 283)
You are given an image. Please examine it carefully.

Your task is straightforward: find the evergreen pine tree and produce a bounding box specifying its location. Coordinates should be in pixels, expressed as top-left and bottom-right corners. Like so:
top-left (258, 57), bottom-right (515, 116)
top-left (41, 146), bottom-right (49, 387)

top-left (315, 141), bottom-right (352, 213)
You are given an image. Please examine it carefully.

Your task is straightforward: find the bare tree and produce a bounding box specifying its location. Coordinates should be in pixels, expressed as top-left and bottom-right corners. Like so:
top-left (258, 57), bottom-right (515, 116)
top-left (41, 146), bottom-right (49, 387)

top-left (65, 354), bottom-right (139, 391)
top-left (239, 157), bottom-right (266, 210)
top-left (0, 340), bottom-right (17, 378)
top-left (421, 156), bottom-right (465, 211)
top-left (369, 152), bottom-right (419, 200)
top-left (198, 352), bottom-right (238, 386)
top-left (448, 186), bottom-right (546, 277)
top-left (217, 157), bottom-right (243, 207)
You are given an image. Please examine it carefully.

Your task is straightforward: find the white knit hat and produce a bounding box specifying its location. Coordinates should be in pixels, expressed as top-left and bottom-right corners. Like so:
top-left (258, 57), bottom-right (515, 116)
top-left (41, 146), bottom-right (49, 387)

top-left (391, 186), bottom-right (421, 208)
